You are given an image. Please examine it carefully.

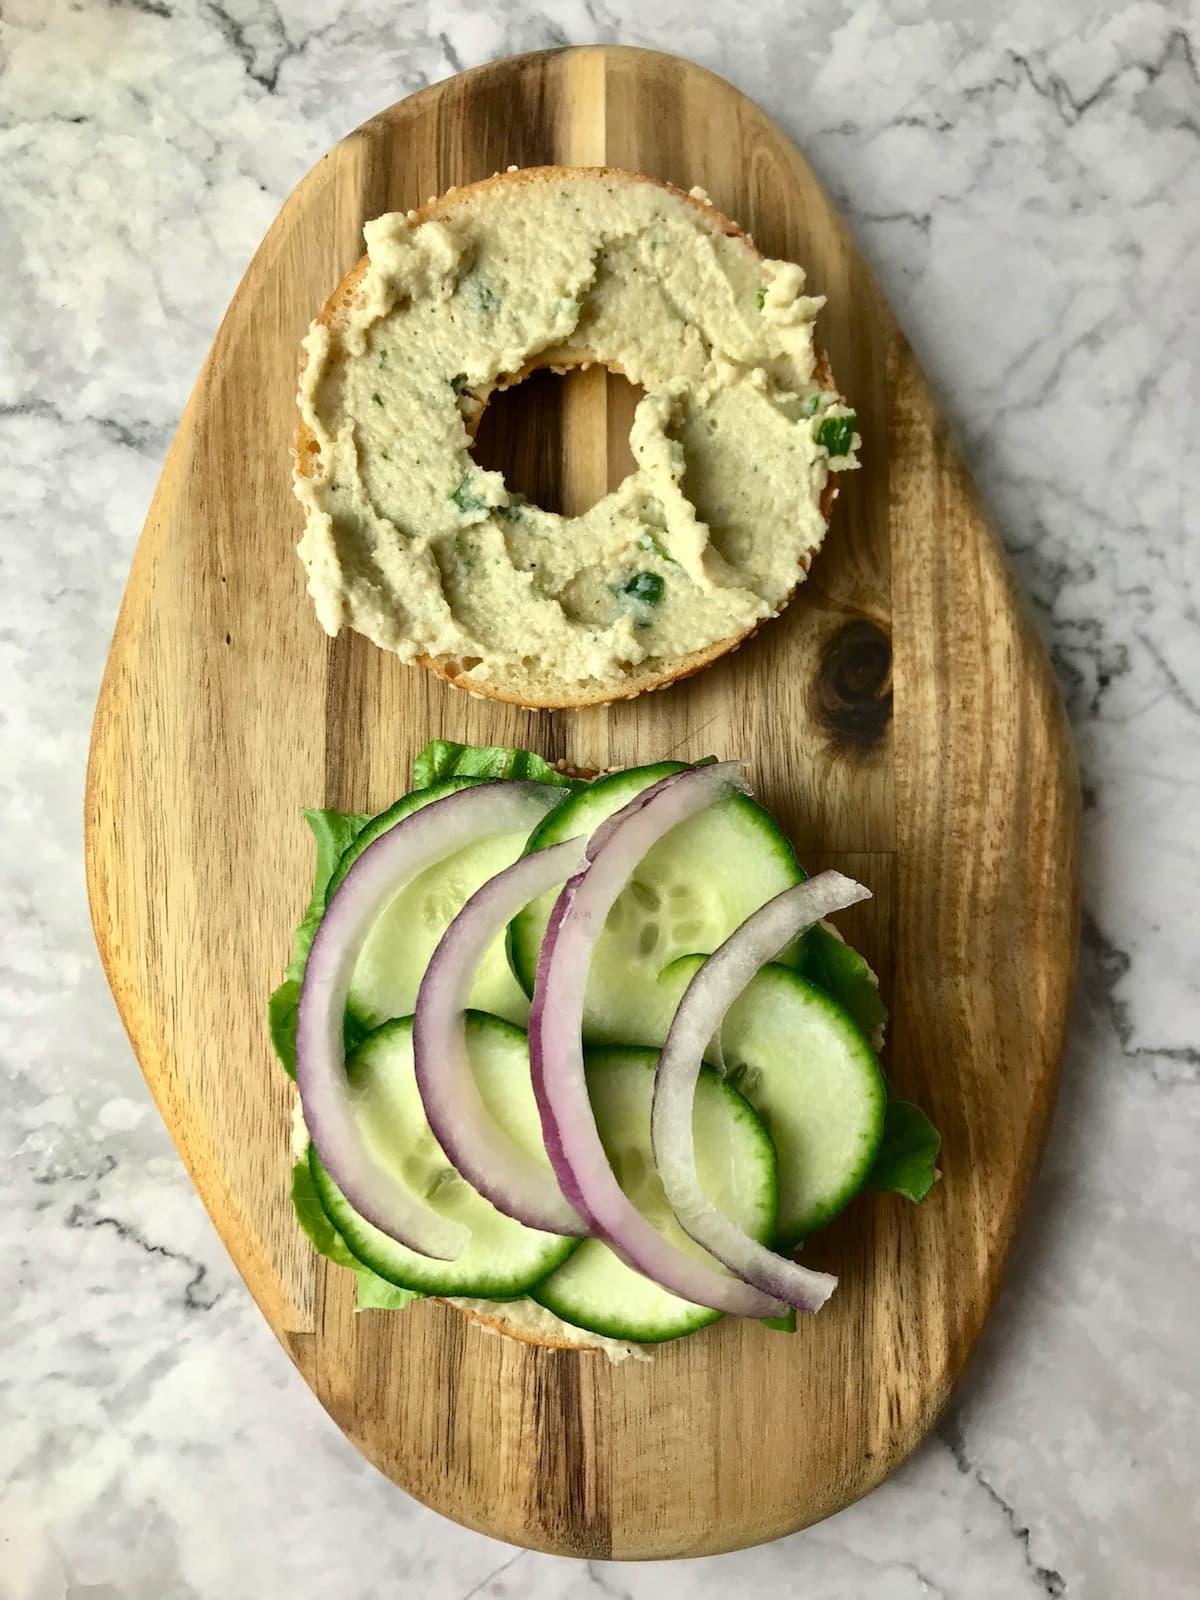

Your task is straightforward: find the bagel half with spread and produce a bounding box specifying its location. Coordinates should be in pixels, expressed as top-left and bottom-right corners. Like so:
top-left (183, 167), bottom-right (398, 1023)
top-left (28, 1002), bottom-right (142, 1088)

top-left (293, 167), bottom-right (858, 709)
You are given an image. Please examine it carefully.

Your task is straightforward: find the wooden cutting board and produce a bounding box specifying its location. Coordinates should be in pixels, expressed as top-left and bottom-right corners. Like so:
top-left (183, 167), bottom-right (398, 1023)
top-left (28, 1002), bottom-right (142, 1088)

top-left (85, 46), bottom-right (1080, 1559)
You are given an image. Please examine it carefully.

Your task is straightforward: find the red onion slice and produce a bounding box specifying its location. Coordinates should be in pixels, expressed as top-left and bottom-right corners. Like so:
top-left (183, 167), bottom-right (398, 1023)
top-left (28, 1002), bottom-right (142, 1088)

top-left (414, 839), bottom-right (590, 1236)
top-left (530, 763), bottom-right (788, 1317)
top-left (296, 781), bottom-right (564, 1259)
top-left (652, 872), bottom-right (872, 1312)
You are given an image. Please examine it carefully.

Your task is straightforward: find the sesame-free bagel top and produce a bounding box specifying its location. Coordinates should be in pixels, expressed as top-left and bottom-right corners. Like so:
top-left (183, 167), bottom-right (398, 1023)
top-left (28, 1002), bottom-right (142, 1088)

top-left (294, 168), bottom-right (857, 708)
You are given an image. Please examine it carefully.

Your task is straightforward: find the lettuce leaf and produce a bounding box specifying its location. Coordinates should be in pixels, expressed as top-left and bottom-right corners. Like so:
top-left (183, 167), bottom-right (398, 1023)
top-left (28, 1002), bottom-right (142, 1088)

top-left (800, 923), bottom-right (888, 1040)
top-left (267, 981), bottom-right (304, 1079)
top-left (290, 1154), bottom-right (359, 1269)
top-left (289, 809), bottom-right (372, 979)
top-left (292, 1154), bottom-right (424, 1309)
top-left (355, 1273), bottom-right (422, 1311)
top-left (269, 807), bottom-right (370, 1076)
top-left (759, 1310), bottom-right (797, 1332)
top-left (798, 926), bottom-right (942, 1204)
top-left (867, 1100), bottom-right (941, 1202)
top-left (411, 739), bottom-right (585, 792)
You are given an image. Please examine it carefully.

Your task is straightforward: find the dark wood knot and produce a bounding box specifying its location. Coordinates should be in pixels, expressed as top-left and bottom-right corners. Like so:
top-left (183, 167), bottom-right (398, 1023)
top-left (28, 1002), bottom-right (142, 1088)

top-left (815, 620), bottom-right (893, 747)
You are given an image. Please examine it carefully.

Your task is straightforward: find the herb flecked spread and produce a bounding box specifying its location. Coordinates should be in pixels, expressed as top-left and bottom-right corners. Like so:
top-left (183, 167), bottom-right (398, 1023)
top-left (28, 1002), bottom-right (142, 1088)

top-left (295, 170), bottom-right (858, 700)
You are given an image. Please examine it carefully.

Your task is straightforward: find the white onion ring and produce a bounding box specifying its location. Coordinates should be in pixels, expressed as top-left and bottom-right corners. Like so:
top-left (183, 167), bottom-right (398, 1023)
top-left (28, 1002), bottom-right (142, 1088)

top-left (652, 873), bottom-right (871, 1311)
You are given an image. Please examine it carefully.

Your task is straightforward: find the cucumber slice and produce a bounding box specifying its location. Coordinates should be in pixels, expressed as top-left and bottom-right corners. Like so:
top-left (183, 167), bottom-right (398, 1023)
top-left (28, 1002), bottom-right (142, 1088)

top-left (530, 1047), bottom-right (777, 1343)
top-left (309, 1014), bottom-right (578, 1297)
top-left (507, 762), bottom-right (806, 1045)
top-left (326, 776), bottom-right (489, 898)
top-left (657, 956), bottom-right (886, 1243)
top-left (339, 777), bottom-right (563, 1031)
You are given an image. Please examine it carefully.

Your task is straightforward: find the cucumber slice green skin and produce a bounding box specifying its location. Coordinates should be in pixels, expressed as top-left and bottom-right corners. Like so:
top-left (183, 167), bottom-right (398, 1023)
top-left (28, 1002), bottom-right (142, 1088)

top-left (325, 776), bottom-right (490, 898)
top-left (338, 777), bottom-right (565, 1033)
top-left (530, 1047), bottom-right (778, 1344)
top-left (656, 957), bottom-right (887, 1245)
top-left (309, 1014), bottom-right (579, 1297)
top-left (507, 762), bottom-right (809, 1047)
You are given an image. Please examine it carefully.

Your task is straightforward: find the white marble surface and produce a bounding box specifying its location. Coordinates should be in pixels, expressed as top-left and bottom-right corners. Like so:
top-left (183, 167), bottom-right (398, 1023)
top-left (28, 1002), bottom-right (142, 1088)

top-left (3, 0), bottom-right (1199, 1595)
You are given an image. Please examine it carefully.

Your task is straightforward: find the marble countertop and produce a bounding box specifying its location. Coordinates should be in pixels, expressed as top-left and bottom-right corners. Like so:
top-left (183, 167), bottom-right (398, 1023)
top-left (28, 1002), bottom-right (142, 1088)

top-left (3, 1), bottom-right (1198, 1595)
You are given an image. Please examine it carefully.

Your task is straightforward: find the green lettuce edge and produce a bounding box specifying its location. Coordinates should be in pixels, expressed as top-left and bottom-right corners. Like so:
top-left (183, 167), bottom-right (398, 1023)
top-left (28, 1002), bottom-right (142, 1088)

top-left (412, 739), bottom-right (585, 792)
top-left (866, 1100), bottom-right (942, 1202)
top-left (268, 808), bottom-right (370, 1077)
top-left (291, 1154), bottom-right (422, 1311)
top-left (799, 922), bottom-right (888, 1040)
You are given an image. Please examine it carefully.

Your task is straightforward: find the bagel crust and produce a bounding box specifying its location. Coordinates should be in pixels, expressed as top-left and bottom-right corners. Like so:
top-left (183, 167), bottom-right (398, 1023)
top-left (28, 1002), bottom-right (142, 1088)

top-left (294, 167), bottom-right (856, 709)
top-left (443, 1296), bottom-right (648, 1360)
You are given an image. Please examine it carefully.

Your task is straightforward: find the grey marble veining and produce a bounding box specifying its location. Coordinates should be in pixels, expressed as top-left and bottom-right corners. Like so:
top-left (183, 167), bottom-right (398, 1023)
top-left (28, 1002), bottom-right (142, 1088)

top-left (2, 1), bottom-right (1198, 1596)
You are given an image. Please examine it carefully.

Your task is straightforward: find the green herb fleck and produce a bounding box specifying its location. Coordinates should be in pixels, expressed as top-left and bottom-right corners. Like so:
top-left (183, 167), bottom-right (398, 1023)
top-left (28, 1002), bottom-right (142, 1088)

top-left (815, 411), bottom-right (856, 457)
top-left (755, 286), bottom-right (766, 310)
top-left (498, 493), bottom-right (527, 523)
top-left (451, 474), bottom-right (487, 513)
top-left (615, 571), bottom-right (665, 606)
top-left (804, 393), bottom-right (823, 417)
top-left (371, 391), bottom-right (384, 407)
top-left (451, 372), bottom-right (469, 395)
top-left (637, 530), bottom-right (678, 566)
top-left (462, 275), bottom-right (499, 314)
top-left (378, 349), bottom-right (388, 367)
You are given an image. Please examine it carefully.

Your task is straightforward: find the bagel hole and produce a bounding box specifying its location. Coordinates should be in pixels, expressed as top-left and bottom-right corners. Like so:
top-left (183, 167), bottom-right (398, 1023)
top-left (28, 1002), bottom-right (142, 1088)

top-left (470, 367), bottom-right (644, 516)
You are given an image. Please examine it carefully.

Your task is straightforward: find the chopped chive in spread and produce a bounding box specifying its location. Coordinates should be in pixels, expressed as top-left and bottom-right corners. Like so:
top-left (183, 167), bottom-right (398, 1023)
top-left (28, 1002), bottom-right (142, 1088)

top-left (451, 475), bottom-right (487, 513)
top-left (815, 411), bottom-right (856, 457)
top-left (378, 349), bottom-right (388, 367)
top-left (615, 571), bottom-right (665, 606)
top-left (451, 372), bottom-right (469, 394)
top-left (755, 286), bottom-right (766, 310)
top-left (804, 393), bottom-right (823, 417)
top-left (371, 391), bottom-right (384, 407)
top-left (637, 529), bottom-right (678, 565)
top-left (498, 493), bottom-right (527, 523)
top-left (454, 532), bottom-right (473, 573)
top-left (462, 275), bottom-right (499, 313)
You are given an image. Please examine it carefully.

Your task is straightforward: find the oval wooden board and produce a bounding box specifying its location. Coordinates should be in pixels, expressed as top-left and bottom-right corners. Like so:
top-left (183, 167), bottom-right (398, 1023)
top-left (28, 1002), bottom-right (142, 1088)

top-left (85, 46), bottom-right (1079, 1560)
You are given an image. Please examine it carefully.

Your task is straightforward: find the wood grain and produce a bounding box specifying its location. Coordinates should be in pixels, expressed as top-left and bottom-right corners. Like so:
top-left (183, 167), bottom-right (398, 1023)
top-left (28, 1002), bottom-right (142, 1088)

top-left (84, 46), bottom-right (1080, 1559)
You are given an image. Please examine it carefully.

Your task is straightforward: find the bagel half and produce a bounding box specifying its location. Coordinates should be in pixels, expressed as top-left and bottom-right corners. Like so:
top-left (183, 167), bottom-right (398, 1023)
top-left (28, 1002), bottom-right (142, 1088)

top-left (295, 166), bottom-right (845, 710)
